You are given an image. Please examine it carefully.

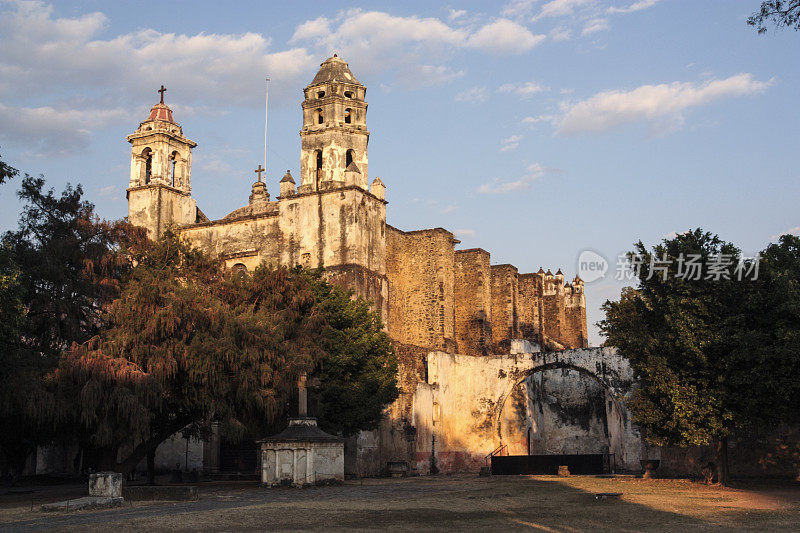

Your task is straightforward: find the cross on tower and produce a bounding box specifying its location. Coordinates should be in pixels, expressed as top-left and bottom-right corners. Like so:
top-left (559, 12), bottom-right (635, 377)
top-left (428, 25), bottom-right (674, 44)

top-left (254, 164), bottom-right (265, 182)
top-left (158, 85), bottom-right (167, 104)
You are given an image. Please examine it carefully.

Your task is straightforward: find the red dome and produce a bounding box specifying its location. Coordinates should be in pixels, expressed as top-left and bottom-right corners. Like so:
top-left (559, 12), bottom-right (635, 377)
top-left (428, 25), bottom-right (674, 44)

top-left (146, 103), bottom-right (175, 123)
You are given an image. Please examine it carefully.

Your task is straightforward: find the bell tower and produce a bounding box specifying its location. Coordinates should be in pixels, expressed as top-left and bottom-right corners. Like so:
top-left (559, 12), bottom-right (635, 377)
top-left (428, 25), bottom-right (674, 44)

top-left (298, 55), bottom-right (369, 193)
top-left (127, 86), bottom-right (198, 238)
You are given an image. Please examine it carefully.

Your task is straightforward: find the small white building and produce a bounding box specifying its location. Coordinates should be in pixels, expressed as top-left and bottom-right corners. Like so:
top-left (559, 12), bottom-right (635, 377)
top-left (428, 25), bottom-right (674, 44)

top-left (259, 418), bottom-right (344, 486)
top-left (259, 374), bottom-right (344, 486)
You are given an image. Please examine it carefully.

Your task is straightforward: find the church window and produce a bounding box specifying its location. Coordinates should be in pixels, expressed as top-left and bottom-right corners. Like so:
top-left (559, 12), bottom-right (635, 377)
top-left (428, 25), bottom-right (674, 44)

top-left (315, 108), bottom-right (324, 124)
top-left (317, 91), bottom-right (325, 99)
top-left (142, 148), bottom-right (152, 184)
top-left (170, 151), bottom-right (179, 187)
top-left (344, 108), bottom-right (352, 124)
top-left (344, 91), bottom-right (353, 99)
top-left (345, 149), bottom-right (354, 168)
top-left (315, 150), bottom-right (323, 171)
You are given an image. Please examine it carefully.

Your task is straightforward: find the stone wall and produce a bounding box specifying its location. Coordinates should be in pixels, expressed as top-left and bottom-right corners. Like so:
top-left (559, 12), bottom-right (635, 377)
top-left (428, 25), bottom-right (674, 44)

top-left (490, 265), bottom-right (519, 353)
top-left (410, 347), bottom-right (644, 474)
top-left (385, 226), bottom-right (457, 352)
top-left (454, 249), bottom-right (492, 356)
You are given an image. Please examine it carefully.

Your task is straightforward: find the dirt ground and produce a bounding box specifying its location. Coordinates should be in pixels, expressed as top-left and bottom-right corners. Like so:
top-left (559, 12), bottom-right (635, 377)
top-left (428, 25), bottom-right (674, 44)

top-left (1, 474), bottom-right (799, 532)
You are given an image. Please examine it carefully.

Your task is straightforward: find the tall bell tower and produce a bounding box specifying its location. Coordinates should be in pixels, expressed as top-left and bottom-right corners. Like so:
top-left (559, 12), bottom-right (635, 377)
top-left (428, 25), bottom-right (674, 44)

top-left (298, 55), bottom-right (369, 193)
top-left (127, 86), bottom-right (198, 238)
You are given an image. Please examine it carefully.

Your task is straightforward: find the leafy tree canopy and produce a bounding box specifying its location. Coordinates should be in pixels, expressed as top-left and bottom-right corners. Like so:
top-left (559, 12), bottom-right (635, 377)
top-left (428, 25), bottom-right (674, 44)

top-left (59, 230), bottom-right (398, 472)
top-left (0, 172), bottom-right (134, 476)
top-left (749, 1), bottom-right (800, 33)
top-left (600, 230), bottom-right (800, 482)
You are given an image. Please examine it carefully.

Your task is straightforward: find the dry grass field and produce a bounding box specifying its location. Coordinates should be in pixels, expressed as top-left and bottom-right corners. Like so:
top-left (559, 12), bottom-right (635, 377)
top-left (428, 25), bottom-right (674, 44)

top-left (2, 474), bottom-right (799, 531)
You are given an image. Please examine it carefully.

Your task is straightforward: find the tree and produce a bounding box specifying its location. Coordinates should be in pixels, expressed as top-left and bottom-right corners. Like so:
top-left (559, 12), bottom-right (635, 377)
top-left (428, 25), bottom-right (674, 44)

top-left (59, 232), bottom-right (327, 481)
top-left (0, 151), bottom-right (18, 185)
top-left (748, 1), bottom-right (800, 33)
top-left (305, 272), bottom-right (398, 436)
top-left (0, 173), bottom-right (133, 479)
top-left (599, 229), bottom-right (800, 484)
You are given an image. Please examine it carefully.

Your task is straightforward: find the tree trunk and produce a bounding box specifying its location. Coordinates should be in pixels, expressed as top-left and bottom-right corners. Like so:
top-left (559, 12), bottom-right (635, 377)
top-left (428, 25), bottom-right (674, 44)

top-left (716, 437), bottom-right (729, 486)
top-left (147, 449), bottom-right (155, 486)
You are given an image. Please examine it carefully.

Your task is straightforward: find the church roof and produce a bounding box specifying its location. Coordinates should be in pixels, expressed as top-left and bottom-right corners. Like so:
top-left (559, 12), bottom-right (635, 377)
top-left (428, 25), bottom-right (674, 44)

top-left (259, 417), bottom-right (343, 443)
top-left (309, 55), bottom-right (361, 87)
top-left (146, 103), bottom-right (175, 124)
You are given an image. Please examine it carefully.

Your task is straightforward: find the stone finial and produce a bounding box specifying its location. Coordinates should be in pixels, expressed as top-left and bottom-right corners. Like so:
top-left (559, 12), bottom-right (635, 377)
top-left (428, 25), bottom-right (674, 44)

top-left (298, 373), bottom-right (308, 417)
top-left (249, 180), bottom-right (269, 205)
top-left (280, 170), bottom-right (295, 197)
top-left (371, 177), bottom-right (386, 200)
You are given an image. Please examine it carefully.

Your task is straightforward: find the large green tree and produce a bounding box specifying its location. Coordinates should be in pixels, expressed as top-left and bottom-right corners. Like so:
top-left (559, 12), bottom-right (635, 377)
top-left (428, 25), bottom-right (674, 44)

top-left (600, 229), bottom-right (800, 484)
top-left (0, 171), bottom-right (132, 478)
top-left (306, 272), bottom-right (398, 436)
top-left (60, 232), bottom-right (398, 481)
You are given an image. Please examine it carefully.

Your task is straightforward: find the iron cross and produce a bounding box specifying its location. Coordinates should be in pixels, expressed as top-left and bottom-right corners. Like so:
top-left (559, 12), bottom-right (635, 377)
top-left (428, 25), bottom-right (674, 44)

top-left (254, 164), bottom-right (265, 182)
top-left (158, 85), bottom-right (167, 104)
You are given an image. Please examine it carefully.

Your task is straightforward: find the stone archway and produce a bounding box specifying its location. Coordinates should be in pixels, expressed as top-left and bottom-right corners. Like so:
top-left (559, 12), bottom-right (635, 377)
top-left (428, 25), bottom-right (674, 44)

top-left (411, 347), bottom-right (645, 474)
top-left (492, 348), bottom-right (640, 471)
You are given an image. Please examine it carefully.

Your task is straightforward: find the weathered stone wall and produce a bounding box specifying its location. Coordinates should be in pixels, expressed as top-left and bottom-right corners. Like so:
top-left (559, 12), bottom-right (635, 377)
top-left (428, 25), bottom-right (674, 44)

top-left (454, 249), bottom-right (492, 356)
top-left (179, 186), bottom-right (388, 321)
top-left (128, 184), bottom-right (197, 239)
top-left (490, 265), bottom-right (519, 353)
top-left (563, 288), bottom-right (588, 348)
top-left (517, 273), bottom-right (541, 342)
top-left (410, 347), bottom-right (644, 474)
top-left (385, 226), bottom-right (456, 352)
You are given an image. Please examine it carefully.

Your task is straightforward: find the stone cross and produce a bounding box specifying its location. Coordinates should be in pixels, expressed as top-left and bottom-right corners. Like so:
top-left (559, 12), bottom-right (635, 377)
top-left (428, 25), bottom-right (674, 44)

top-left (254, 164), bottom-right (265, 182)
top-left (298, 373), bottom-right (307, 417)
top-left (158, 85), bottom-right (167, 104)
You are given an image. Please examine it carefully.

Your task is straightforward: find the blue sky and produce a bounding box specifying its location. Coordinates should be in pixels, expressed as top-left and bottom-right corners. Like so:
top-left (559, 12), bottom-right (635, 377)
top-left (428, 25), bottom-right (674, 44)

top-left (0, 0), bottom-right (797, 345)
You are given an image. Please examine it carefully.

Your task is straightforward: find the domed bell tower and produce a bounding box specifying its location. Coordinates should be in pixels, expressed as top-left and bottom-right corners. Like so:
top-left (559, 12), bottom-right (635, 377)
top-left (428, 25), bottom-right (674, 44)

top-left (127, 85), bottom-right (198, 238)
top-left (298, 55), bottom-right (369, 193)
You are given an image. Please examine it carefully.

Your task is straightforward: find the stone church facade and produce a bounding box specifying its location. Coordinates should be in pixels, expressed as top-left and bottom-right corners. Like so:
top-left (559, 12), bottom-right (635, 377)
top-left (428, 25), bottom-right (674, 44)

top-left (125, 56), bottom-right (648, 476)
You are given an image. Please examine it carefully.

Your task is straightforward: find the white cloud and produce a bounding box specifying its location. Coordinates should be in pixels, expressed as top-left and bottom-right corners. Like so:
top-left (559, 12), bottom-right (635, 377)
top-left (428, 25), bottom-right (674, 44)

top-left (498, 81), bottom-right (546, 98)
top-left (500, 134), bottom-right (524, 152)
top-left (290, 11), bottom-right (544, 81)
top-left (467, 19), bottom-right (546, 53)
top-left (448, 9), bottom-right (467, 21)
top-left (0, 102), bottom-right (129, 157)
top-left (0, 1), bottom-right (315, 106)
top-left (502, 0), bottom-right (540, 18)
top-left (291, 17), bottom-right (332, 41)
top-left (550, 26), bottom-right (572, 41)
top-left (581, 18), bottom-right (610, 35)
top-left (555, 74), bottom-right (773, 136)
top-left (771, 227), bottom-right (800, 241)
top-left (608, 0), bottom-right (660, 14)
top-left (478, 163), bottom-right (551, 194)
top-left (533, 0), bottom-right (595, 20)
top-left (454, 228), bottom-right (476, 238)
top-left (522, 114), bottom-right (555, 128)
top-left (455, 86), bottom-right (488, 103)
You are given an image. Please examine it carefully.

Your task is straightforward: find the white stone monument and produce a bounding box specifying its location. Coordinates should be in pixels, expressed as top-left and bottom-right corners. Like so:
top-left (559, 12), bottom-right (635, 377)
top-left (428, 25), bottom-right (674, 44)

top-left (259, 374), bottom-right (344, 487)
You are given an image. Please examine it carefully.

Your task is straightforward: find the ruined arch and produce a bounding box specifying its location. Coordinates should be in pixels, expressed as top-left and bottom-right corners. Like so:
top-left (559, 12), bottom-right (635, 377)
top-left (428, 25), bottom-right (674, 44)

top-left (494, 361), bottom-right (627, 444)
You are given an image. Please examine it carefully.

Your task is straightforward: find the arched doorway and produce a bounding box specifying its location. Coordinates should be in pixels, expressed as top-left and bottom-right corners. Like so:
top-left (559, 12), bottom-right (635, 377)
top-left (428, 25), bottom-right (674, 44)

top-left (493, 362), bottom-right (631, 474)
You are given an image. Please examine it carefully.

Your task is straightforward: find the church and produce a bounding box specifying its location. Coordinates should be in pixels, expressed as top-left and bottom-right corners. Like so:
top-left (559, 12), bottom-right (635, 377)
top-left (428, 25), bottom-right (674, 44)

top-left (125, 56), bottom-right (647, 476)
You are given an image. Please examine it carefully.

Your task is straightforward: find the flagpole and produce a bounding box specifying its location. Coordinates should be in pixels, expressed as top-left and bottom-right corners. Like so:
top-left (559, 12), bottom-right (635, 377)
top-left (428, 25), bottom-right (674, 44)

top-left (264, 77), bottom-right (270, 176)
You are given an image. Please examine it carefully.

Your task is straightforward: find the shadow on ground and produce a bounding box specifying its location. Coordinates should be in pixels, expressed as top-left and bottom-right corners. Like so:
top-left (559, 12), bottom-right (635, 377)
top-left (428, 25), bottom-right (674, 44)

top-left (1, 475), bottom-right (798, 531)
